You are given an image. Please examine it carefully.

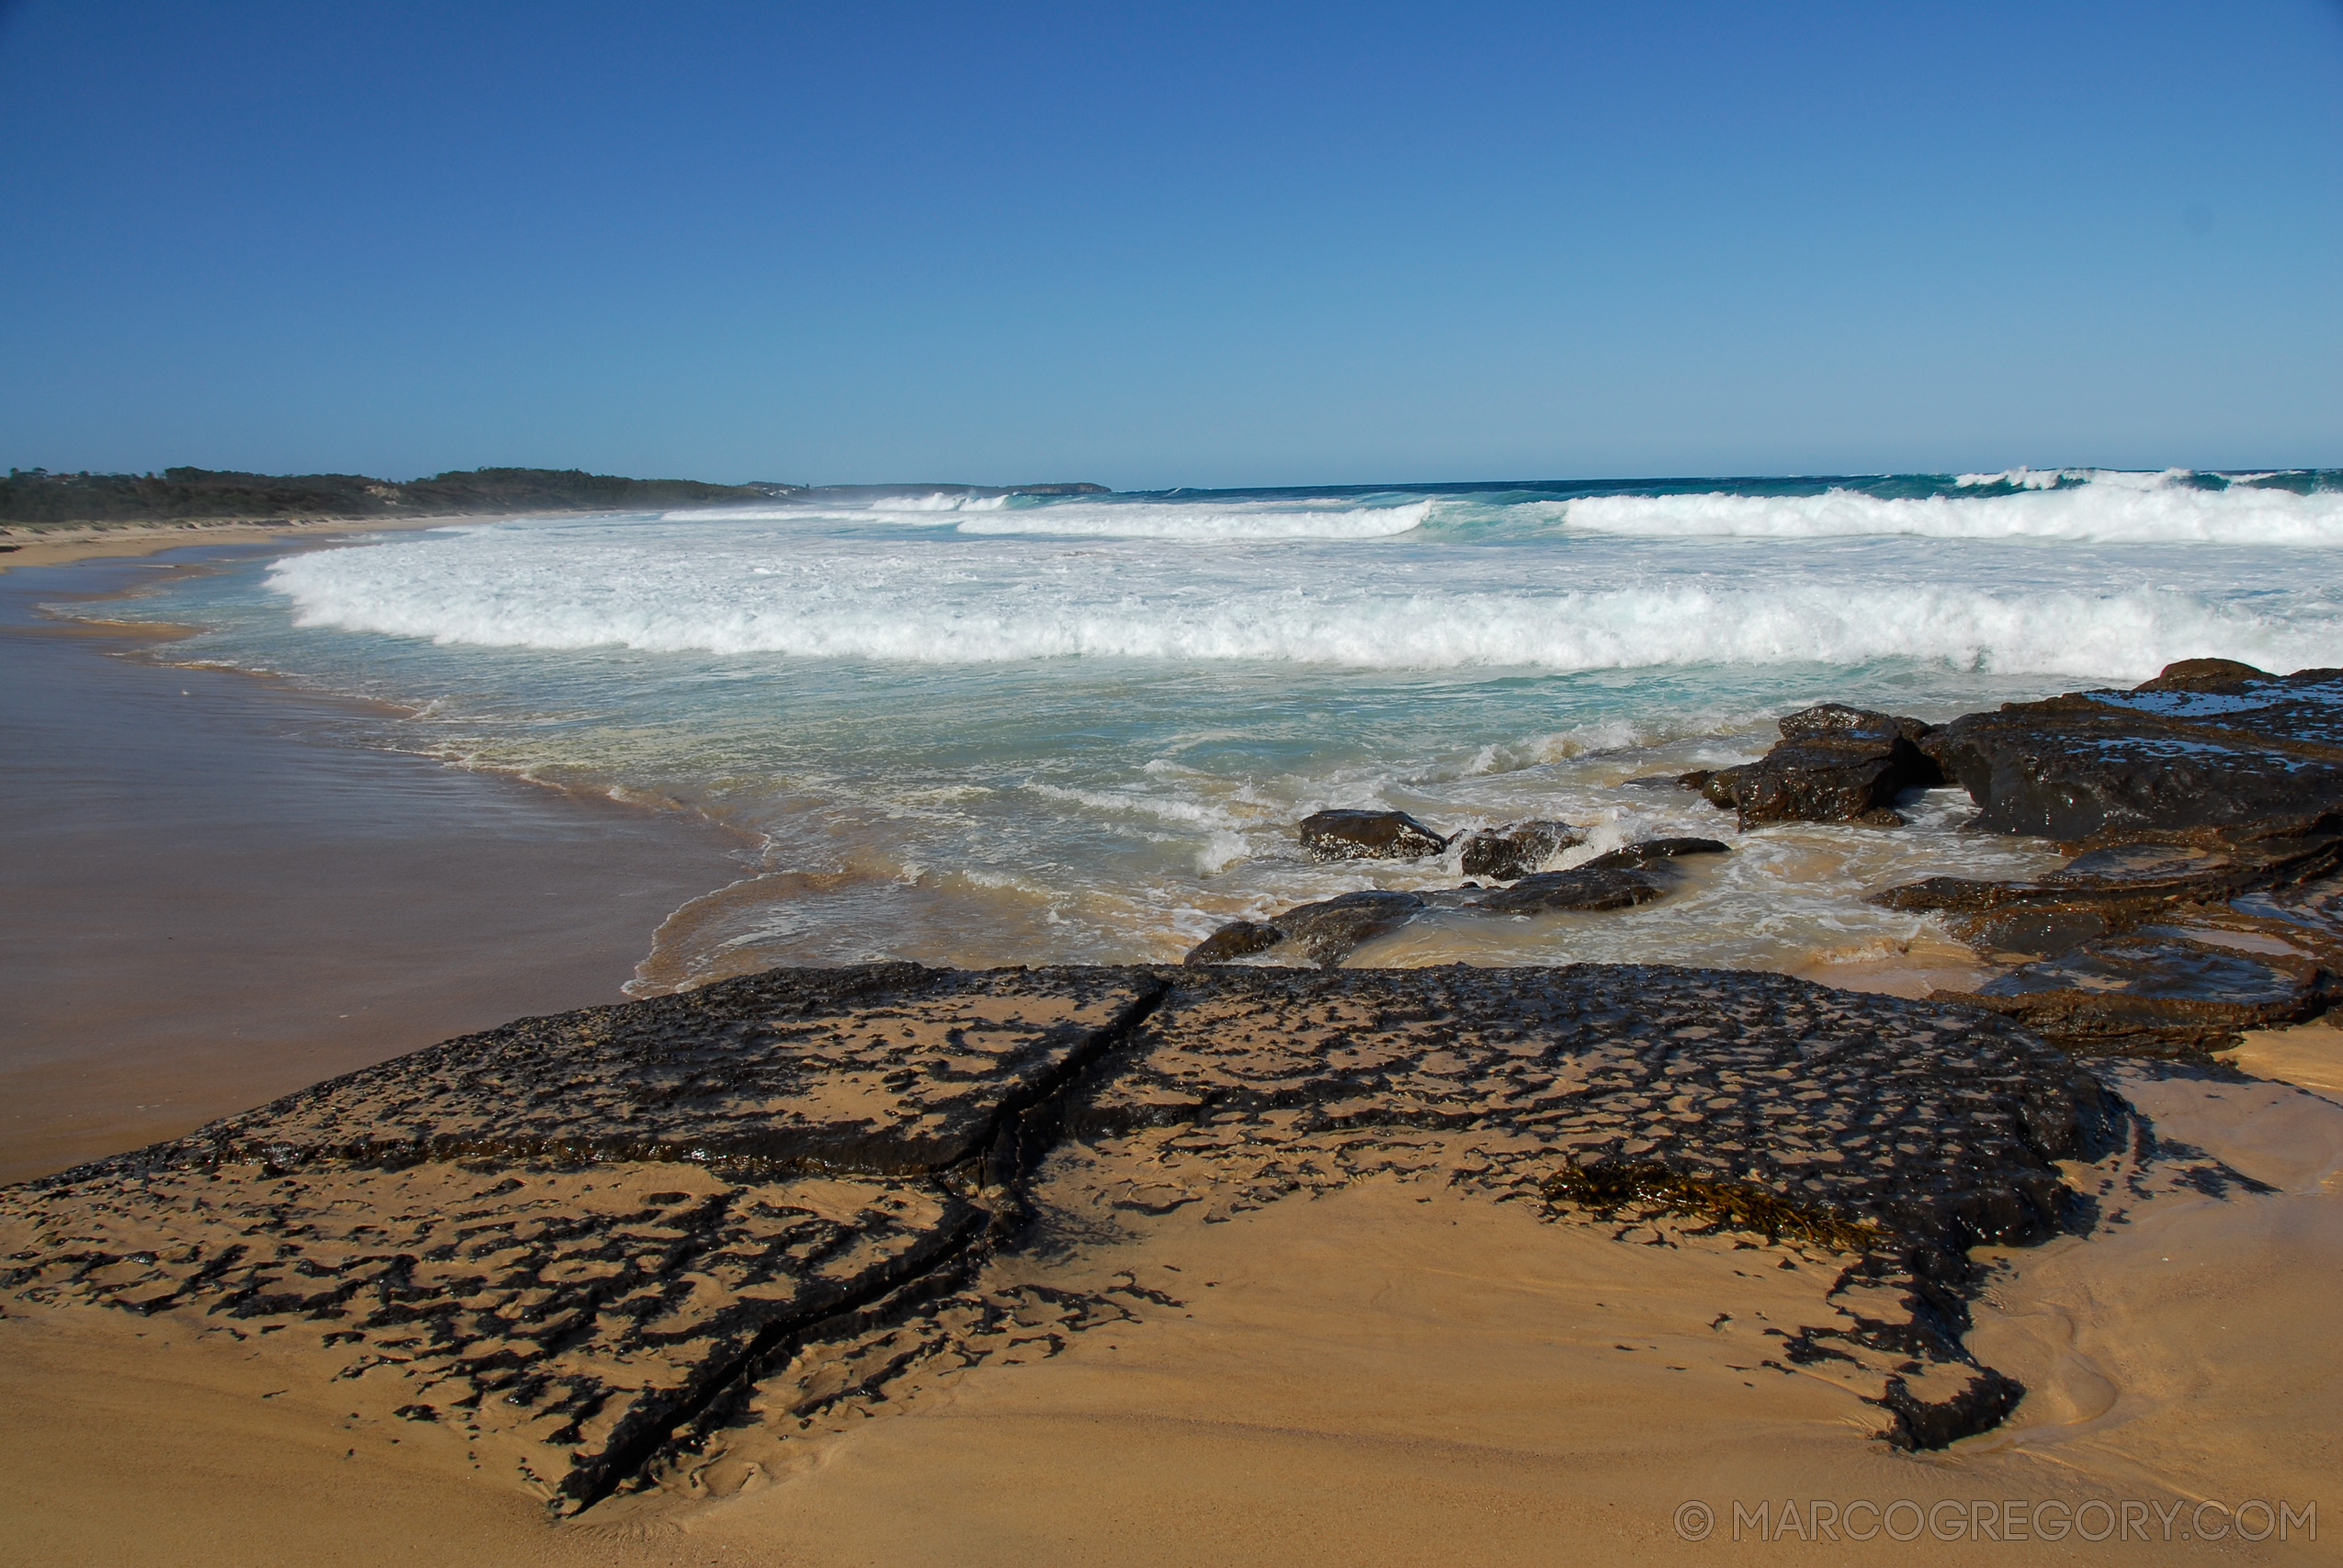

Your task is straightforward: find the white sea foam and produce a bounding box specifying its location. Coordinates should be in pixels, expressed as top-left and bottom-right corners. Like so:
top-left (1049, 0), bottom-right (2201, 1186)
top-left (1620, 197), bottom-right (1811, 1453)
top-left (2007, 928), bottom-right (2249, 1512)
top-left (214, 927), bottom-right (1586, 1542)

top-left (884, 491), bottom-right (1012, 512)
top-left (1562, 476), bottom-right (2343, 546)
top-left (1955, 468), bottom-right (2089, 490)
top-left (267, 519), bottom-right (2341, 681)
top-left (1196, 830), bottom-right (1250, 875)
top-left (1024, 780), bottom-right (1239, 828)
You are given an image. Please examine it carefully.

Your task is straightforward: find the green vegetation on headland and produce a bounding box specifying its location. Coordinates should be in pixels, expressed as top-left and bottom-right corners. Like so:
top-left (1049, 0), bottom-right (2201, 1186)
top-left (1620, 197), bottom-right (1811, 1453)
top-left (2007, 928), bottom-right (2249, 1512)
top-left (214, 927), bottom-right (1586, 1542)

top-left (0, 467), bottom-right (792, 526)
top-left (1, 468), bottom-right (1107, 527)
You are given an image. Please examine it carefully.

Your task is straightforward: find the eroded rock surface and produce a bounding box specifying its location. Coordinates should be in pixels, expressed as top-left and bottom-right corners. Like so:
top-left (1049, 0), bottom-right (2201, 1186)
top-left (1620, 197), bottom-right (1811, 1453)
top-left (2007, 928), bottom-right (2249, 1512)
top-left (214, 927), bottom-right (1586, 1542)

top-left (2, 960), bottom-right (2159, 1508)
top-left (154, 963), bottom-right (1159, 1177)
top-left (1297, 808), bottom-right (1450, 862)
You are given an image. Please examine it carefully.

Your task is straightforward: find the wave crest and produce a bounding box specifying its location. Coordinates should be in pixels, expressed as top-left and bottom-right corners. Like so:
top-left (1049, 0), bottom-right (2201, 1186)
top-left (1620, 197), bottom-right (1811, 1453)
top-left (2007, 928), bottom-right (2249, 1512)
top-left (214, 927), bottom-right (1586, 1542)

top-left (268, 541), bottom-right (2335, 682)
top-left (1562, 475), bottom-right (2343, 545)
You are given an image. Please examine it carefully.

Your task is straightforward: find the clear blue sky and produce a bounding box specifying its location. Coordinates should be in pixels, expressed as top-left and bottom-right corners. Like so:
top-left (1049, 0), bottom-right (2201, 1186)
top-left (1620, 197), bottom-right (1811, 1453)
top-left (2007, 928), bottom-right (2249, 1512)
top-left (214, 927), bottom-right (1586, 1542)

top-left (3, 1), bottom-right (2338, 488)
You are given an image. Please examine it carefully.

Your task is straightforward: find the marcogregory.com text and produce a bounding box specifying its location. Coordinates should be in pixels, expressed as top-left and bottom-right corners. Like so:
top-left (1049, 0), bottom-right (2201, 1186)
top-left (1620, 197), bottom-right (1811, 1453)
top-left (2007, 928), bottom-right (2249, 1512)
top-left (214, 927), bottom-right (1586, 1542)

top-left (1672, 1496), bottom-right (2317, 1544)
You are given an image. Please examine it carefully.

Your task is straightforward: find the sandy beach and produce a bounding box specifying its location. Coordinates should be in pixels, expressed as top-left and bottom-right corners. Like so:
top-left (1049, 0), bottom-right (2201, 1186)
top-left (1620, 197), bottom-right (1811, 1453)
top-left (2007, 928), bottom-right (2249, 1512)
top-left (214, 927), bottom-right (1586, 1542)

top-left (0, 514), bottom-right (466, 575)
top-left (5, 1018), bottom-right (2336, 1567)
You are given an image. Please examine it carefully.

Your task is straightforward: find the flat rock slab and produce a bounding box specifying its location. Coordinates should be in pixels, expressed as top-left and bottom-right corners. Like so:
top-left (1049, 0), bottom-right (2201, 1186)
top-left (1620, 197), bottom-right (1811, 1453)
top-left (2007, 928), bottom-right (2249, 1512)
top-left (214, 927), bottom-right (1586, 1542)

top-left (4, 962), bottom-right (2134, 1509)
top-left (1086, 965), bottom-right (2106, 1254)
top-left (1942, 935), bottom-right (2331, 1054)
top-left (1863, 665), bottom-right (2343, 1055)
top-left (0, 1157), bottom-right (963, 1508)
top-left (126, 964), bottom-right (1163, 1178)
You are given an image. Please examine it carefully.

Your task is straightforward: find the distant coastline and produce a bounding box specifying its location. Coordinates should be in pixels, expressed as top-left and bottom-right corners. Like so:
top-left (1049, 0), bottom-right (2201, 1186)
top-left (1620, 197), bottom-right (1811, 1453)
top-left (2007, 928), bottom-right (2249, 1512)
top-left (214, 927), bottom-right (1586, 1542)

top-left (0, 465), bottom-right (1113, 529)
top-left (0, 466), bottom-right (1112, 573)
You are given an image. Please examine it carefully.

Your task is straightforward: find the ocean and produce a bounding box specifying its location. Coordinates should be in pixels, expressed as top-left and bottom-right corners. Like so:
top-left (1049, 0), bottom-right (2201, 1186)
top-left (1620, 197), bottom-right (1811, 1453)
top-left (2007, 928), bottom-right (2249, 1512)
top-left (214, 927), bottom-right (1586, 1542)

top-left (104, 468), bottom-right (2343, 993)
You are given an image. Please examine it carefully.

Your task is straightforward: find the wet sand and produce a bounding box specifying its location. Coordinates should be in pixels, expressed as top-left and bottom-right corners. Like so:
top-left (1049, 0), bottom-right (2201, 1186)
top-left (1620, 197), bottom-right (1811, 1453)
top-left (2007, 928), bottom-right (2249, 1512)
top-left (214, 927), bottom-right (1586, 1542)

top-left (0, 549), bottom-right (751, 1182)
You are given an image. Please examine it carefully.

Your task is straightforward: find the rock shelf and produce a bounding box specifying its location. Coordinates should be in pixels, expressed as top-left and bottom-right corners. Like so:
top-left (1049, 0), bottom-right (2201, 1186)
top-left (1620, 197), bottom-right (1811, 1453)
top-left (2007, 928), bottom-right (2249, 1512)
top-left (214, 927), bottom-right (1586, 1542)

top-left (1861, 662), bottom-right (2343, 1055)
top-left (1, 961), bottom-right (2179, 1511)
top-left (1660, 661), bottom-right (2342, 1056)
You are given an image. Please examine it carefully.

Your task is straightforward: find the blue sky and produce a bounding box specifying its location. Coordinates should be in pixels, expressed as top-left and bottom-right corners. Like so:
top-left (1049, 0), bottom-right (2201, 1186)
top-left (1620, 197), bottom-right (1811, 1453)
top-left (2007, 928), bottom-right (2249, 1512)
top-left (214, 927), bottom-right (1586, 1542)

top-left (3, 1), bottom-right (2338, 487)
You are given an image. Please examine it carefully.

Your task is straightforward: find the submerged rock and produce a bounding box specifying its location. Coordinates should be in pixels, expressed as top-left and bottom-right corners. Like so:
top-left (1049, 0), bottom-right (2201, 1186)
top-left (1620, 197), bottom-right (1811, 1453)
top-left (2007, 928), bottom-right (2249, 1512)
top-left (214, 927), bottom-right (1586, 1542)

top-left (1456, 818), bottom-right (1585, 882)
top-left (1579, 836), bottom-right (1732, 869)
top-left (1179, 919), bottom-right (1284, 965)
top-left (1184, 840), bottom-right (1730, 967)
top-left (1297, 808), bottom-right (1451, 862)
top-left (1185, 889), bottom-right (1427, 969)
top-left (1432, 864), bottom-right (1667, 918)
top-left (1683, 704), bottom-right (1943, 828)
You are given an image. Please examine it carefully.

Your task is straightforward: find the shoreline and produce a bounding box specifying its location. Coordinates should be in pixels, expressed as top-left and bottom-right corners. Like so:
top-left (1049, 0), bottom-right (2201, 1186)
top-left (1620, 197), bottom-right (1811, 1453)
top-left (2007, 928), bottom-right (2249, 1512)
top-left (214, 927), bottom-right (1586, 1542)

top-left (0, 545), bottom-right (755, 1183)
top-left (0, 513), bottom-right (478, 574)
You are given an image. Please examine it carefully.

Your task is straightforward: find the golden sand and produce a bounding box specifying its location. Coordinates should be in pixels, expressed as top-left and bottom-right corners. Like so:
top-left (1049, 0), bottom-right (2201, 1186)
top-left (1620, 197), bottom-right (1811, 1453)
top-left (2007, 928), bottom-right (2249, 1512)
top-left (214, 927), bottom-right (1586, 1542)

top-left (0, 515), bottom-right (461, 574)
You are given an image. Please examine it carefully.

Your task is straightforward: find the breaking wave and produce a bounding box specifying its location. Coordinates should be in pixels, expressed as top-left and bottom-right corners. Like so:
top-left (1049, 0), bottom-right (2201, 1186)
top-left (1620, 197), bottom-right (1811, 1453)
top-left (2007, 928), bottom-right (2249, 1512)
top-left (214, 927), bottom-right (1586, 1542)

top-left (269, 533), bottom-right (2338, 681)
top-left (656, 469), bottom-right (2343, 547)
top-left (1558, 473), bottom-right (2343, 546)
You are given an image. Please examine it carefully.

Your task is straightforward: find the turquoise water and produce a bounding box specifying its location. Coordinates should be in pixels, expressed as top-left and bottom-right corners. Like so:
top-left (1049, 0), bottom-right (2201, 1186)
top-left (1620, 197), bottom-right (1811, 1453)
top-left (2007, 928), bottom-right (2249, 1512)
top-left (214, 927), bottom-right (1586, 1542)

top-left (105, 469), bottom-right (2343, 987)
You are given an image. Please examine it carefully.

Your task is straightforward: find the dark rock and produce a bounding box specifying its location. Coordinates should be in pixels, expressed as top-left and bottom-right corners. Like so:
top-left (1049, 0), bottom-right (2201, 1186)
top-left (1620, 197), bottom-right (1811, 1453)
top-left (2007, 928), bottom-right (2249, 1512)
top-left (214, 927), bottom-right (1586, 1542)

top-left (1184, 890), bottom-right (1426, 969)
top-left (1959, 908), bottom-right (2112, 959)
top-left (1863, 662), bottom-right (2343, 1055)
top-left (1918, 665), bottom-right (2343, 844)
top-left (1181, 920), bottom-right (1283, 965)
top-left (2133, 657), bottom-right (2274, 692)
top-left (1185, 840), bottom-right (1728, 967)
top-left (1874, 1368), bottom-right (2026, 1452)
top-left (1456, 818), bottom-right (1585, 881)
top-left (1579, 837), bottom-right (1731, 870)
top-left (2045, 842), bottom-right (2241, 885)
top-left (1872, 837), bottom-right (2343, 1034)
top-left (1268, 890), bottom-right (1428, 965)
top-left (1435, 840), bottom-right (1726, 917)
top-left (1682, 705), bottom-right (1943, 828)
top-left (1436, 865), bottom-right (1668, 916)
top-left (1297, 808), bottom-right (1451, 862)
